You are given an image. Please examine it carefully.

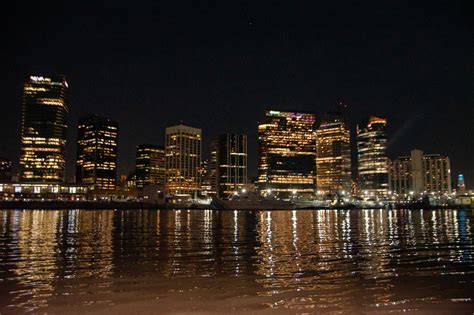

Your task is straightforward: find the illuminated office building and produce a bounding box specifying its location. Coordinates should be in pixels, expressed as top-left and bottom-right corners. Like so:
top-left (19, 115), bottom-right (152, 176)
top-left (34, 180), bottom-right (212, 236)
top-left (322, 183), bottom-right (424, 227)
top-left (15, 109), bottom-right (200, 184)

top-left (76, 115), bottom-right (118, 190)
top-left (316, 111), bottom-right (351, 194)
top-left (257, 110), bottom-right (316, 199)
top-left (135, 144), bottom-right (165, 188)
top-left (389, 149), bottom-right (452, 196)
top-left (422, 154), bottom-right (451, 194)
top-left (0, 157), bottom-right (12, 181)
top-left (19, 75), bottom-right (68, 183)
top-left (357, 116), bottom-right (389, 198)
top-left (212, 133), bottom-right (248, 198)
top-left (165, 124), bottom-right (202, 196)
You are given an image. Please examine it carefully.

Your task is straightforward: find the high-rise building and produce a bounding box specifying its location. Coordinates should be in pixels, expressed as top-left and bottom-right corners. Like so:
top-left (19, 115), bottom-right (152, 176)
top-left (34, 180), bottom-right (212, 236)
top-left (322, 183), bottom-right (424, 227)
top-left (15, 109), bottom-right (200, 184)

top-left (316, 111), bottom-right (351, 194)
top-left (212, 133), bottom-right (248, 198)
top-left (388, 156), bottom-right (411, 196)
top-left (165, 124), bottom-right (202, 196)
top-left (19, 75), bottom-right (69, 183)
top-left (210, 140), bottom-right (219, 194)
top-left (0, 157), bottom-right (12, 181)
top-left (135, 144), bottom-right (165, 188)
top-left (199, 159), bottom-right (215, 197)
top-left (423, 154), bottom-right (451, 194)
top-left (257, 110), bottom-right (316, 199)
top-left (76, 115), bottom-right (118, 190)
top-left (357, 116), bottom-right (389, 198)
top-left (389, 149), bottom-right (452, 196)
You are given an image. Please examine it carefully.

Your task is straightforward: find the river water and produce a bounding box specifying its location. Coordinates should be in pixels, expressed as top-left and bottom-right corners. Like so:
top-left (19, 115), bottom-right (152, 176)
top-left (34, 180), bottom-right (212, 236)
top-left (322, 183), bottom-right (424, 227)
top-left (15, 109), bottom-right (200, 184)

top-left (0, 209), bottom-right (473, 314)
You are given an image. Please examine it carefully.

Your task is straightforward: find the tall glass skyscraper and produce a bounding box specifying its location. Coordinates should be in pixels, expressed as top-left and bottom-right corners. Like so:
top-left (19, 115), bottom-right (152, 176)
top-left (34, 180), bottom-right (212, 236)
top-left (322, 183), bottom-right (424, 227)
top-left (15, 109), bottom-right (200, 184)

top-left (316, 111), bottom-right (351, 194)
top-left (257, 110), bottom-right (316, 199)
top-left (135, 144), bottom-right (165, 188)
top-left (76, 115), bottom-right (118, 190)
top-left (165, 124), bottom-right (202, 196)
top-left (19, 75), bottom-right (69, 183)
top-left (212, 133), bottom-right (248, 198)
top-left (357, 116), bottom-right (389, 198)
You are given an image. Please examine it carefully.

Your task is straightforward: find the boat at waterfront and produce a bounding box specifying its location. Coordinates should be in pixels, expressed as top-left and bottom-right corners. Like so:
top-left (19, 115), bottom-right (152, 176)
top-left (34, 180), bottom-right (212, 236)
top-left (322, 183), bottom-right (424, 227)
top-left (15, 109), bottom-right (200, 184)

top-left (211, 191), bottom-right (296, 210)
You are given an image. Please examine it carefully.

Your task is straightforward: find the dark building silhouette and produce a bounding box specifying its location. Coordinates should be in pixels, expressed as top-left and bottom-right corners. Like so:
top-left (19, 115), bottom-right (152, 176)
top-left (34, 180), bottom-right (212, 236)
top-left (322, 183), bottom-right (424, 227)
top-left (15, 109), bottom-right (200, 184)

top-left (0, 157), bottom-right (12, 181)
top-left (211, 133), bottom-right (248, 198)
top-left (135, 144), bottom-right (165, 188)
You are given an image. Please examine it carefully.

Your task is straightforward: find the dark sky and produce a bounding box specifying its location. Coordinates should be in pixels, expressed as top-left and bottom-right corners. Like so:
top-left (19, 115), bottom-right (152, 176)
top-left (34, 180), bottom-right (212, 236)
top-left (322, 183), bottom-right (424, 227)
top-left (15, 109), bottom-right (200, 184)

top-left (2, 1), bottom-right (473, 188)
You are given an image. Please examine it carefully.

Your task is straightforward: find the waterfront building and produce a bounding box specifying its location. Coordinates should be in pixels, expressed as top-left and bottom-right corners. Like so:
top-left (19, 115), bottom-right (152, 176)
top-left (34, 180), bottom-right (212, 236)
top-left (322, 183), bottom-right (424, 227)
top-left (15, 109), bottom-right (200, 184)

top-left (257, 110), bottom-right (316, 199)
top-left (212, 133), bottom-right (248, 198)
top-left (389, 149), bottom-right (452, 196)
top-left (210, 140), bottom-right (219, 194)
top-left (135, 144), bottom-right (165, 188)
top-left (0, 182), bottom-right (88, 201)
top-left (19, 75), bottom-right (69, 183)
top-left (165, 124), bottom-right (202, 196)
top-left (199, 159), bottom-right (215, 197)
top-left (422, 154), bottom-right (451, 194)
top-left (0, 157), bottom-right (12, 181)
top-left (76, 115), bottom-right (118, 190)
top-left (316, 111), bottom-right (351, 194)
top-left (357, 116), bottom-right (389, 198)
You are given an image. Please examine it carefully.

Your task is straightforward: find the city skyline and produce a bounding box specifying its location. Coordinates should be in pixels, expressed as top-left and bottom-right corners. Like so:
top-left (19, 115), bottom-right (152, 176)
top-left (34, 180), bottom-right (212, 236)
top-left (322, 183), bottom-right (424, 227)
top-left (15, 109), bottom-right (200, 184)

top-left (5, 75), bottom-right (470, 197)
top-left (2, 2), bottom-right (472, 188)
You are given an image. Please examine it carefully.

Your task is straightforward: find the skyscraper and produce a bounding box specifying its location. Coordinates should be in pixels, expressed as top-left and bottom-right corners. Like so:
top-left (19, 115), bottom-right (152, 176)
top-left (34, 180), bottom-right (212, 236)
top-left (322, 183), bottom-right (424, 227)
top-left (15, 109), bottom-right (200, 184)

top-left (76, 115), bottom-right (118, 190)
top-left (357, 116), bottom-right (389, 198)
top-left (19, 75), bottom-right (68, 183)
top-left (423, 154), bottom-right (451, 194)
top-left (199, 159), bottom-right (215, 197)
top-left (316, 111), bottom-right (351, 194)
top-left (212, 133), bottom-right (248, 198)
top-left (135, 144), bottom-right (165, 188)
top-left (389, 149), bottom-right (452, 196)
top-left (165, 124), bottom-right (202, 196)
top-left (257, 110), bottom-right (316, 199)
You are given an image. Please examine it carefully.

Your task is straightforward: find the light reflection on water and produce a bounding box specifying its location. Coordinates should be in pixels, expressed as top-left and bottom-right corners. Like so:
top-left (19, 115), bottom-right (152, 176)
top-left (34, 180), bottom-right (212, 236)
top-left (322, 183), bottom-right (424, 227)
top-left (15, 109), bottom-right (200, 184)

top-left (0, 209), bottom-right (472, 313)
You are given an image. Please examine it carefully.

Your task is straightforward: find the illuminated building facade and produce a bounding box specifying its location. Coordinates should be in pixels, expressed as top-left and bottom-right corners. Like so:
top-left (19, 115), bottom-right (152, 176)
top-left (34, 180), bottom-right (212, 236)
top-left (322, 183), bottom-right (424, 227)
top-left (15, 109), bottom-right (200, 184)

top-left (135, 144), bottom-right (165, 188)
top-left (212, 133), bottom-right (248, 198)
top-left (165, 124), bottom-right (202, 196)
top-left (76, 115), bottom-right (118, 190)
top-left (0, 157), bottom-right (12, 181)
top-left (0, 182), bottom-right (88, 200)
top-left (19, 75), bottom-right (68, 183)
top-left (316, 111), bottom-right (351, 194)
top-left (389, 149), bottom-right (452, 196)
top-left (257, 110), bottom-right (316, 199)
top-left (357, 116), bottom-right (389, 198)
top-left (423, 154), bottom-right (451, 194)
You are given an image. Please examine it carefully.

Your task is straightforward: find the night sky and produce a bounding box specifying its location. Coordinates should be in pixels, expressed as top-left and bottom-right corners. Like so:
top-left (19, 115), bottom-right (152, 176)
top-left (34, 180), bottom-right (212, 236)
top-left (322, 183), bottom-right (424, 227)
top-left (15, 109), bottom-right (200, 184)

top-left (2, 1), bottom-right (473, 188)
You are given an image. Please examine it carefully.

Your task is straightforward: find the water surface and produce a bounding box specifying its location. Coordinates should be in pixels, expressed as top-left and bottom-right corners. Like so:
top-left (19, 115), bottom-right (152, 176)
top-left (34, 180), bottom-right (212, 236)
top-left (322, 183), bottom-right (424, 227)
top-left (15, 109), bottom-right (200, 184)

top-left (0, 209), bottom-right (473, 313)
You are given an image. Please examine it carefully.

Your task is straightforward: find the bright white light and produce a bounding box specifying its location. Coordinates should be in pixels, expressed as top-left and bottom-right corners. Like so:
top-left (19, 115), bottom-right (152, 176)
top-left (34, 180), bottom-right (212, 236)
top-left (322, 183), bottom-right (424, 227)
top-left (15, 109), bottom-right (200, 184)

top-left (241, 188), bottom-right (246, 193)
